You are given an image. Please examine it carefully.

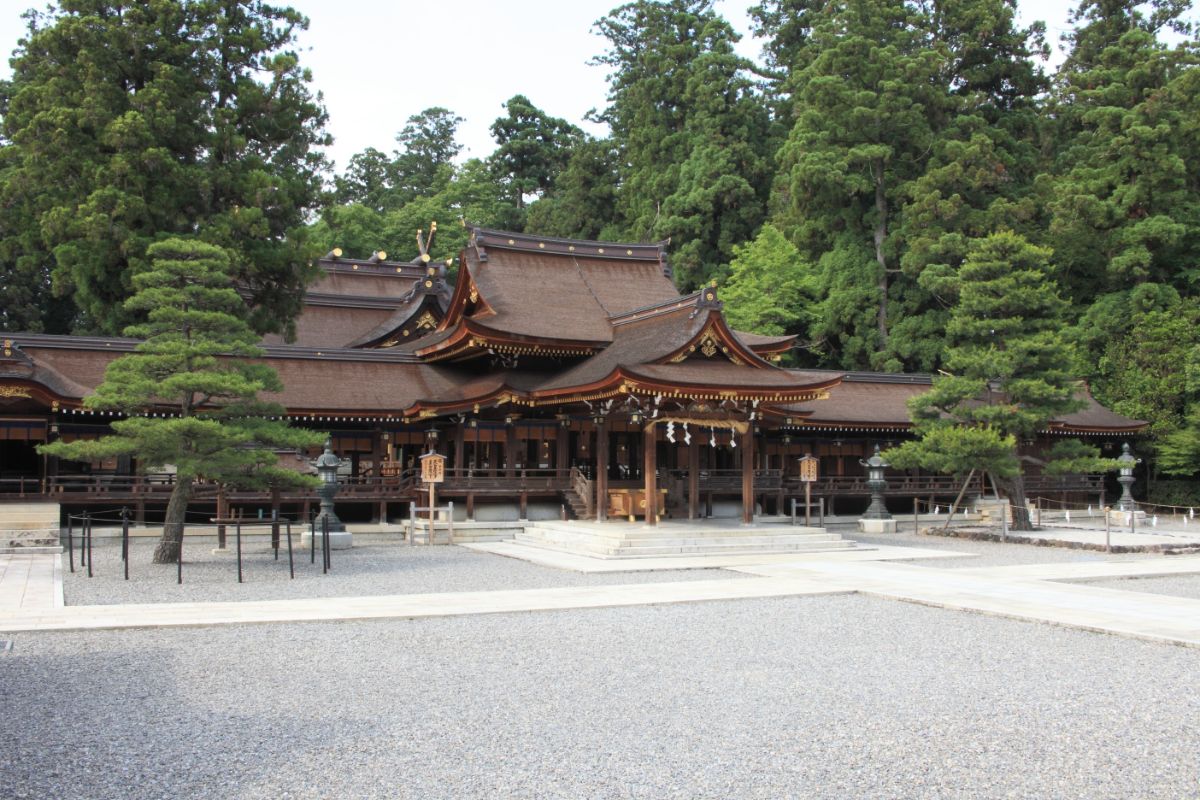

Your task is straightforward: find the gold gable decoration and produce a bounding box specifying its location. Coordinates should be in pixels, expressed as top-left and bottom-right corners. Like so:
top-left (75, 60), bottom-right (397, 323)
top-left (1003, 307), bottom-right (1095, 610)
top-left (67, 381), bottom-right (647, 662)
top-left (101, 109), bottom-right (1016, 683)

top-left (416, 311), bottom-right (438, 330)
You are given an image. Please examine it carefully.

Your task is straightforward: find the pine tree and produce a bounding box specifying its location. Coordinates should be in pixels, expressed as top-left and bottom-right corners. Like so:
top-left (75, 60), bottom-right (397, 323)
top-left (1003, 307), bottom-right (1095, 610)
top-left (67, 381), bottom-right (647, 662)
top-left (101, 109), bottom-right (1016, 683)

top-left (885, 231), bottom-right (1091, 530)
top-left (39, 239), bottom-right (321, 563)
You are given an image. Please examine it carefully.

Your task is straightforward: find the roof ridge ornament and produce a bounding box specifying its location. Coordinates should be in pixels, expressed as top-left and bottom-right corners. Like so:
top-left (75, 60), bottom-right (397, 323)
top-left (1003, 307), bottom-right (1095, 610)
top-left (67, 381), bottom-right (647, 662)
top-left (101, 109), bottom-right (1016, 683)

top-left (696, 279), bottom-right (722, 311)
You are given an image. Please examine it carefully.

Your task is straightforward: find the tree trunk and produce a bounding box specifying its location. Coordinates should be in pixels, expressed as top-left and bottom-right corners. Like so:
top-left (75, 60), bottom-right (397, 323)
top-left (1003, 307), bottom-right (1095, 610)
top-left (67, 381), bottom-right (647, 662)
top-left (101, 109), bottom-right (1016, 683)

top-left (872, 158), bottom-right (890, 349)
top-left (152, 474), bottom-right (194, 564)
top-left (998, 472), bottom-right (1033, 531)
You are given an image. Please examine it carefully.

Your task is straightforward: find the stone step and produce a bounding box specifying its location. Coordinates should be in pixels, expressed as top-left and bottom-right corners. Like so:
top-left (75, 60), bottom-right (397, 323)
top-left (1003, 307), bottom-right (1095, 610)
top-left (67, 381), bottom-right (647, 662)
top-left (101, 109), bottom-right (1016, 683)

top-left (523, 525), bottom-right (832, 544)
top-left (512, 534), bottom-right (854, 558)
top-left (518, 531), bottom-right (845, 549)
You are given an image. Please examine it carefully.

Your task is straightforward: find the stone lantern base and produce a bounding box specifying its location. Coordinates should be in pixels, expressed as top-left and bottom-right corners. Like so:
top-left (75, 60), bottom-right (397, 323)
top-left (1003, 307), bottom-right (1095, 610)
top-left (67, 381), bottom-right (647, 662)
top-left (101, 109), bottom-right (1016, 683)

top-left (301, 528), bottom-right (354, 550)
top-left (857, 518), bottom-right (898, 534)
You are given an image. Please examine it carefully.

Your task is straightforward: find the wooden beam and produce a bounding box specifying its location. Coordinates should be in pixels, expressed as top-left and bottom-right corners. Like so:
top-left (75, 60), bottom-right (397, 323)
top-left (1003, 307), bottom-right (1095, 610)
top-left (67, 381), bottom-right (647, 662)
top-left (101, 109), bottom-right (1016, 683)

top-left (556, 425), bottom-right (569, 477)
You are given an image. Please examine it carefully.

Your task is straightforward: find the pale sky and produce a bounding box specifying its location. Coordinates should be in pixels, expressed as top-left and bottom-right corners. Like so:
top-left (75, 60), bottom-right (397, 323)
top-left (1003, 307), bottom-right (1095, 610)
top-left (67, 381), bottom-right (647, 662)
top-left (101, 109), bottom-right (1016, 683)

top-left (0, 0), bottom-right (1115, 170)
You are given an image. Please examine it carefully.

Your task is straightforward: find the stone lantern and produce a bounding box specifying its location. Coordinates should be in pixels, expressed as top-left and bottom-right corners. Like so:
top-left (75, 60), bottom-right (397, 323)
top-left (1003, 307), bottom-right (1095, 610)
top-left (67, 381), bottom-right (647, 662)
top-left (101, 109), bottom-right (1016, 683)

top-left (1116, 442), bottom-right (1140, 511)
top-left (858, 444), bottom-right (896, 533)
top-left (304, 439), bottom-right (353, 550)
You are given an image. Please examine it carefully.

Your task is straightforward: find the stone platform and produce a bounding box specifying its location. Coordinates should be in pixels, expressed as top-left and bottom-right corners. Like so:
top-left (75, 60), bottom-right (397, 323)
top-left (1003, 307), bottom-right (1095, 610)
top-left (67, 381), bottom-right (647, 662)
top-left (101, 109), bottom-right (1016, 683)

top-left (514, 517), bottom-right (855, 559)
top-left (0, 502), bottom-right (62, 554)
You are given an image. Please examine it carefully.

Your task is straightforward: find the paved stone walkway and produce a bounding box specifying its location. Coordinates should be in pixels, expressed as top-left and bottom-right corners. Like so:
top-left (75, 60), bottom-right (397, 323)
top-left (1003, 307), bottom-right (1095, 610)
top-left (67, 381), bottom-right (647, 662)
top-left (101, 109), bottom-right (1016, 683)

top-left (0, 552), bottom-right (62, 612)
top-left (3, 548), bottom-right (1200, 650)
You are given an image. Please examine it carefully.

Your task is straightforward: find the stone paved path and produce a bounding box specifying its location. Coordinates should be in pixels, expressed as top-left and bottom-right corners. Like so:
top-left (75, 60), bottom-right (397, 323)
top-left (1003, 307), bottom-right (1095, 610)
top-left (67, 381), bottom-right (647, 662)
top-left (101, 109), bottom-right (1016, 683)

top-left (3, 548), bottom-right (1200, 650)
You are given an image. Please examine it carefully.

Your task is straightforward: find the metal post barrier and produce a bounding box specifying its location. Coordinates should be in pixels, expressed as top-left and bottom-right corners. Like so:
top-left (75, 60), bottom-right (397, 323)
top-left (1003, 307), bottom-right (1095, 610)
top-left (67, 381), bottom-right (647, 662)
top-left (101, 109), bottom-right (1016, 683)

top-left (85, 511), bottom-right (93, 578)
top-left (1130, 506), bottom-right (1136, 535)
top-left (790, 498), bottom-right (796, 526)
top-left (1035, 498), bottom-right (1041, 527)
top-left (409, 501), bottom-right (416, 546)
top-left (236, 519), bottom-right (243, 584)
top-left (177, 525), bottom-right (183, 585)
top-left (271, 508), bottom-right (279, 561)
top-left (286, 520), bottom-right (294, 579)
top-left (1001, 502), bottom-right (1008, 543)
top-left (1104, 507), bottom-right (1111, 553)
top-left (67, 515), bottom-right (75, 574)
top-left (914, 498), bottom-right (919, 534)
top-left (322, 515), bottom-right (329, 574)
top-left (310, 511), bottom-right (316, 564)
top-left (819, 498), bottom-right (824, 528)
top-left (448, 501), bottom-right (455, 544)
top-left (121, 508), bottom-right (130, 581)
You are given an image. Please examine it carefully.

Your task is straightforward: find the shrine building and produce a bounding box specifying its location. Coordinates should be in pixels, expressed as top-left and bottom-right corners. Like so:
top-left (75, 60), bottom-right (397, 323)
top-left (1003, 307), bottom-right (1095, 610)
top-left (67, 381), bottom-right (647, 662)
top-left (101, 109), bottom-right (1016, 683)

top-left (0, 226), bottom-right (1146, 525)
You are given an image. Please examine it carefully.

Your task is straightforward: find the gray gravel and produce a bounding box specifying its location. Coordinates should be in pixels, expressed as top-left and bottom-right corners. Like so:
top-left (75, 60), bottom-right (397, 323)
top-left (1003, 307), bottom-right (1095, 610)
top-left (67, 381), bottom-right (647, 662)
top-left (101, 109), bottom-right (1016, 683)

top-left (1079, 574), bottom-right (1200, 600)
top-left (62, 537), bottom-right (745, 606)
top-left (3, 594), bottom-right (1198, 799)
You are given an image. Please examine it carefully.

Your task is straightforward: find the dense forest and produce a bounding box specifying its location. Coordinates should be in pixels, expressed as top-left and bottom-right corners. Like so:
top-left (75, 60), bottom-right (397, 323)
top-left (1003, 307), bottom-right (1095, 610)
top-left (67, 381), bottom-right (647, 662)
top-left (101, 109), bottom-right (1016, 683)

top-left (0, 0), bottom-right (1197, 482)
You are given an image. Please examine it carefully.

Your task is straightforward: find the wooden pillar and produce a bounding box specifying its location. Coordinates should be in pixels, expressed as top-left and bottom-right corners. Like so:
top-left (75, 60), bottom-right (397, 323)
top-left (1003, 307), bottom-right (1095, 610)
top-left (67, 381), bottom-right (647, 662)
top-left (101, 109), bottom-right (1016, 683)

top-left (556, 426), bottom-right (570, 477)
top-left (688, 437), bottom-right (699, 520)
top-left (644, 423), bottom-right (657, 526)
top-left (505, 425), bottom-right (517, 478)
top-left (454, 424), bottom-right (465, 472)
top-left (741, 424), bottom-right (755, 525)
top-left (519, 492), bottom-right (528, 520)
top-left (595, 420), bottom-right (609, 521)
top-left (466, 492), bottom-right (475, 521)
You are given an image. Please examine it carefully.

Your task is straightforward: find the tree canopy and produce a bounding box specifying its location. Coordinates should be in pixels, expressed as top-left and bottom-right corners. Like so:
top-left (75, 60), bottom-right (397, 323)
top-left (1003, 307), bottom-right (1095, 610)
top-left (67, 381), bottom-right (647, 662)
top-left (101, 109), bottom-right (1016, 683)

top-left (39, 238), bottom-right (321, 563)
top-left (0, 0), bottom-right (330, 337)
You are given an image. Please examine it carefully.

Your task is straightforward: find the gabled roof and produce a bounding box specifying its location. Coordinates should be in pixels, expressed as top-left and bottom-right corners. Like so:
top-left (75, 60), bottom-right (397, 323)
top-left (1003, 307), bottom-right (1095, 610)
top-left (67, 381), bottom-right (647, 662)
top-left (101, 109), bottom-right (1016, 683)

top-left (443, 227), bottom-right (679, 345)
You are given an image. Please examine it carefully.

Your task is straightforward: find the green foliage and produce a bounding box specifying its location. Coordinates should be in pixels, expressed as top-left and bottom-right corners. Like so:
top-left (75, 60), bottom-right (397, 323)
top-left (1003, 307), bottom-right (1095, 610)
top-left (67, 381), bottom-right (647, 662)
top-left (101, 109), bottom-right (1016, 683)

top-left (0, 0), bottom-right (329, 336)
top-left (884, 232), bottom-right (1086, 522)
top-left (769, 0), bottom-right (1047, 371)
top-left (591, 0), bottom-right (771, 288)
top-left (1045, 2), bottom-right (1200, 301)
top-left (1146, 479), bottom-right (1200, 507)
top-left (1158, 404), bottom-right (1200, 475)
top-left (721, 224), bottom-right (814, 339)
top-left (39, 238), bottom-right (321, 560)
top-left (489, 95), bottom-right (583, 208)
top-left (524, 138), bottom-right (622, 240)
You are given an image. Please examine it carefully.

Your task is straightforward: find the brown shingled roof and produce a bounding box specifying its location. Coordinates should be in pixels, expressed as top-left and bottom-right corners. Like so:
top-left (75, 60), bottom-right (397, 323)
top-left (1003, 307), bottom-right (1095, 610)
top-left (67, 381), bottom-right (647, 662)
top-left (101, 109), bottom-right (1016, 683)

top-left (462, 231), bottom-right (679, 344)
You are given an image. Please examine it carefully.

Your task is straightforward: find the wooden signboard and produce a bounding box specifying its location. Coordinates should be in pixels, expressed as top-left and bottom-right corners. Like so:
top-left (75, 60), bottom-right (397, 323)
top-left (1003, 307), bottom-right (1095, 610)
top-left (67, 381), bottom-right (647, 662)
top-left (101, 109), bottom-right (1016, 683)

top-left (380, 460), bottom-right (403, 478)
top-left (798, 455), bottom-right (819, 527)
top-left (420, 452), bottom-right (446, 484)
top-left (798, 455), bottom-right (819, 483)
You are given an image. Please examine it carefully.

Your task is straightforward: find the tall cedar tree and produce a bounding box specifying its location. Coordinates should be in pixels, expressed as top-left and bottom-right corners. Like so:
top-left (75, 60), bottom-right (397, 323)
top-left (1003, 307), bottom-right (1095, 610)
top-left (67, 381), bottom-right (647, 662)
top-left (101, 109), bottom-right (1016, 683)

top-left (0, 0), bottom-right (329, 336)
top-left (591, 0), bottom-right (771, 289)
top-left (885, 232), bottom-right (1099, 530)
top-left (769, 0), bottom-right (1047, 371)
top-left (489, 94), bottom-right (583, 210)
top-left (40, 239), bottom-right (321, 563)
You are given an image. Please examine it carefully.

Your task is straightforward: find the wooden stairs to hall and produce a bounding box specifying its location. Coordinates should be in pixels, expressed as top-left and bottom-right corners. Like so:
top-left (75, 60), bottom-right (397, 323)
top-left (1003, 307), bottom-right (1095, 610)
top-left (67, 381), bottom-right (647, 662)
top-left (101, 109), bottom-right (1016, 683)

top-left (0, 503), bottom-right (62, 553)
top-left (562, 487), bottom-right (591, 520)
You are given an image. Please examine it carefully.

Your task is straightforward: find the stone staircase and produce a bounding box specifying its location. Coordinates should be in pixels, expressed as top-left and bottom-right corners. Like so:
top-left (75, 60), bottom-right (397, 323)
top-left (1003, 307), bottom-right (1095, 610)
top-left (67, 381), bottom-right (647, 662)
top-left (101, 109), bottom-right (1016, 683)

top-left (0, 503), bottom-right (62, 553)
top-left (515, 519), bottom-right (855, 559)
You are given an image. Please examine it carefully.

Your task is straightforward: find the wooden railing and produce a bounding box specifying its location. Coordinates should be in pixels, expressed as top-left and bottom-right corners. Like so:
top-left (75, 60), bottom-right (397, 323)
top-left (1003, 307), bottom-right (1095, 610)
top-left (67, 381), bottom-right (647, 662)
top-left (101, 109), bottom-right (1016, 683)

top-left (570, 467), bottom-right (594, 517)
top-left (420, 468), bottom-right (570, 494)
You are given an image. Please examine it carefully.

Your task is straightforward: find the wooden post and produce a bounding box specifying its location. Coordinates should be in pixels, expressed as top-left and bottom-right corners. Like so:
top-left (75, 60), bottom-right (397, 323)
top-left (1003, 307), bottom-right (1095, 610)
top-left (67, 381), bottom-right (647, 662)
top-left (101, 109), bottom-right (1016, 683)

top-left (688, 437), bottom-right (699, 520)
top-left (741, 424), bottom-right (755, 525)
top-left (505, 425), bottom-right (517, 478)
top-left (454, 424), bottom-right (465, 472)
top-left (467, 492), bottom-right (475, 521)
top-left (643, 423), bottom-right (657, 525)
top-left (428, 481), bottom-right (436, 545)
top-left (556, 426), bottom-right (569, 478)
top-left (519, 491), bottom-right (528, 521)
top-left (595, 419), bottom-right (609, 521)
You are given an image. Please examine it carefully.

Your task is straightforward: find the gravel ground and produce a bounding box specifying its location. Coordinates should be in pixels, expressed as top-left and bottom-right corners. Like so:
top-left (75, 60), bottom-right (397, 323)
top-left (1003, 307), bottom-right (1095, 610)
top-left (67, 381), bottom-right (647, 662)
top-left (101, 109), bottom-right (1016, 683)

top-left (63, 537), bottom-right (745, 606)
top-left (845, 525), bottom-right (1157, 569)
top-left (3, 595), bottom-right (1198, 799)
top-left (1079, 574), bottom-right (1200, 600)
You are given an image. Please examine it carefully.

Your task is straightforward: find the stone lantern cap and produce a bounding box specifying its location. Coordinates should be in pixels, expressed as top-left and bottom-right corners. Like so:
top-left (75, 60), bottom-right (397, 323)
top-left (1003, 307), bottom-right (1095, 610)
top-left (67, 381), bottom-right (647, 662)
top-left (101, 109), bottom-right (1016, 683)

top-left (860, 444), bottom-right (889, 470)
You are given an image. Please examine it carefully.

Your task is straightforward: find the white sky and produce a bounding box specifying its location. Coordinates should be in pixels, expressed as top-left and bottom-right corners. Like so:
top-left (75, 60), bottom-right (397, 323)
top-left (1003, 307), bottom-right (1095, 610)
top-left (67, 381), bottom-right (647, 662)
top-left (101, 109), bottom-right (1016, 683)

top-left (0, 0), bottom-right (1115, 170)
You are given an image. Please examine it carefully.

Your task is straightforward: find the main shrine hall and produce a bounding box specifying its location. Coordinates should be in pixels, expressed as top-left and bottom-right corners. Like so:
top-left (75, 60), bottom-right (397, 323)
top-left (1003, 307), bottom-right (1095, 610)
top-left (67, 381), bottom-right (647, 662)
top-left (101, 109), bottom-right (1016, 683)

top-left (0, 226), bottom-right (1145, 525)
